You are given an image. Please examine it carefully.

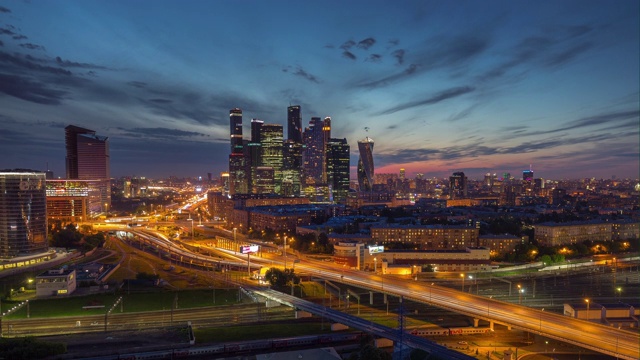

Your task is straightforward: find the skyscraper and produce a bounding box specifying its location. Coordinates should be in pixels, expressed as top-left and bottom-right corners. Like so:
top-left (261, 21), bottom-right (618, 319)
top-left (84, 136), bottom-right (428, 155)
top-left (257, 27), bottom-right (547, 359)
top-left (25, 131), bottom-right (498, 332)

top-left (326, 138), bottom-right (350, 203)
top-left (287, 105), bottom-right (302, 144)
top-left (229, 108), bottom-right (243, 154)
top-left (260, 124), bottom-right (284, 194)
top-left (0, 170), bottom-right (48, 258)
top-left (449, 172), bottom-right (468, 199)
top-left (303, 117), bottom-right (329, 185)
top-left (65, 125), bottom-right (110, 214)
top-left (357, 137), bottom-right (374, 192)
top-left (282, 139), bottom-right (302, 196)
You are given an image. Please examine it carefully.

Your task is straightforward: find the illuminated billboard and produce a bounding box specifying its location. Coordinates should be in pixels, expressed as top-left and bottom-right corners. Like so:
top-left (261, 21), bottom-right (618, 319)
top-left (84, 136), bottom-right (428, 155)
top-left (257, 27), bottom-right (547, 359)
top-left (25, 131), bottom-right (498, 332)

top-left (368, 245), bottom-right (384, 255)
top-left (240, 245), bottom-right (260, 254)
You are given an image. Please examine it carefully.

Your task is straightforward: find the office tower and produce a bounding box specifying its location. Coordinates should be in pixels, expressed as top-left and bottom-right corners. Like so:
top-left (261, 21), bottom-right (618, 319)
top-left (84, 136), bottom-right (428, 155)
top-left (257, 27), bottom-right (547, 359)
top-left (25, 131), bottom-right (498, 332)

top-left (253, 166), bottom-right (275, 194)
top-left (322, 117), bottom-right (331, 183)
top-left (357, 137), bottom-right (375, 192)
top-left (250, 118), bottom-right (264, 144)
top-left (65, 125), bottom-right (110, 214)
top-left (326, 138), bottom-right (350, 203)
top-left (287, 105), bottom-right (302, 144)
top-left (0, 170), bottom-right (48, 258)
top-left (449, 172), bottom-right (468, 199)
top-left (282, 139), bottom-right (302, 196)
top-left (303, 117), bottom-right (328, 185)
top-left (523, 167), bottom-right (534, 182)
top-left (228, 153), bottom-right (248, 195)
top-left (229, 108), bottom-right (243, 154)
top-left (46, 179), bottom-right (89, 222)
top-left (260, 124), bottom-right (284, 194)
top-left (400, 168), bottom-right (405, 181)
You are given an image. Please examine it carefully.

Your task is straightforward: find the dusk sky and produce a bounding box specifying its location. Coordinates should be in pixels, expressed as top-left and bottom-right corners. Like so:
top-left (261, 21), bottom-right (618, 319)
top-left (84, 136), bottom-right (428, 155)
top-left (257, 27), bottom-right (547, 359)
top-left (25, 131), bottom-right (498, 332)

top-left (1, 1), bottom-right (638, 180)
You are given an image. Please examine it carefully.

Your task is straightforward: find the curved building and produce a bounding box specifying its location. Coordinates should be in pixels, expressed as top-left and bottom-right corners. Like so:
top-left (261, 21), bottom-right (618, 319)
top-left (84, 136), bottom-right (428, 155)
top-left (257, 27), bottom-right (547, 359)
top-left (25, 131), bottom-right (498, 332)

top-left (357, 137), bottom-right (374, 192)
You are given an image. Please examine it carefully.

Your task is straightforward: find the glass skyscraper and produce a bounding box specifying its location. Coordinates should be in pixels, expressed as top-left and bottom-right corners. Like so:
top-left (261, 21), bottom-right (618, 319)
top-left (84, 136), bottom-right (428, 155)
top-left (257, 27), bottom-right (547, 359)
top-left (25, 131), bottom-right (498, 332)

top-left (0, 170), bottom-right (48, 258)
top-left (357, 137), bottom-right (374, 192)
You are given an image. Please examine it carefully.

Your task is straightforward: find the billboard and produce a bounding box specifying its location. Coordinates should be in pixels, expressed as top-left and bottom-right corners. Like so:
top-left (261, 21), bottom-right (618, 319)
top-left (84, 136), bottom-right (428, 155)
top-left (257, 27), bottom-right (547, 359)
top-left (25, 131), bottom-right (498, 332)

top-left (240, 245), bottom-right (260, 254)
top-left (368, 245), bottom-right (384, 255)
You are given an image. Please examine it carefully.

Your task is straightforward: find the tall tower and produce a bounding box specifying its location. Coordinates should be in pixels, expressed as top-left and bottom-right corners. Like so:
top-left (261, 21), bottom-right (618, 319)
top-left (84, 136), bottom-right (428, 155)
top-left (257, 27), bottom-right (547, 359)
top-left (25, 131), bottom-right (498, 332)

top-left (303, 117), bottom-right (323, 184)
top-left (260, 124), bottom-right (284, 194)
top-left (65, 125), bottom-right (110, 214)
top-left (449, 172), bottom-right (468, 199)
top-left (326, 138), bottom-right (350, 203)
top-left (228, 108), bottom-right (247, 195)
top-left (287, 105), bottom-right (302, 144)
top-left (0, 170), bottom-right (48, 258)
top-left (357, 137), bottom-right (374, 192)
top-left (229, 108), bottom-right (243, 154)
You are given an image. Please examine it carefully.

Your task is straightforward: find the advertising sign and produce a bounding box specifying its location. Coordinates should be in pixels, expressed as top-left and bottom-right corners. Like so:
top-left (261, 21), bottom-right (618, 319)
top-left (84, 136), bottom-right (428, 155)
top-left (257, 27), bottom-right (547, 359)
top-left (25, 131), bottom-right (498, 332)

top-left (240, 245), bottom-right (260, 254)
top-left (368, 245), bottom-right (384, 255)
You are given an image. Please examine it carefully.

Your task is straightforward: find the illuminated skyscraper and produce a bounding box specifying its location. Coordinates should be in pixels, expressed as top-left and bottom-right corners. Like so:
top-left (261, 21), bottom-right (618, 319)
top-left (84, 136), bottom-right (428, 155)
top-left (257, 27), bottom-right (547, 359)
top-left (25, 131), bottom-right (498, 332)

top-left (287, 105), bottom-right (302, 144)
top-left (229, 108), bottom-right (243, 154)
top-left (449, 172), bottom-right (468, 199)
top-left (282, 139), bottom-right (302, 196)
top-left (0, 170), bottom-right (48, 258)
top-left (64, 125), bottom-right (110, 214)
top-left (523, 167), bottom-right (534, 182)
top-left (357, 137), bottom-right (374, 192)
top-left (228, 108), bottom-right (248, 195)
top-left (303, 117), bottom-right (324, 184)
top-left (326, 138), bottom-right (350, 203)
top-left (260, 124), bottom-right (284, 194)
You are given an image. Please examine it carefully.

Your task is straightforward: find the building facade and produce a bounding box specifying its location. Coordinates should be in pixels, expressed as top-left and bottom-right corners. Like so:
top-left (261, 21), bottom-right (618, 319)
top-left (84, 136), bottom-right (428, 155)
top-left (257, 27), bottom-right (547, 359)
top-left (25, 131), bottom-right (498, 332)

top-left (534, 221), bottom-right (612, 246)
top-left (36, 268), bottom-right (77, 297)
top-left (0, 171), bottom-right (48, 258)
top-left (357, 137), bottom-right (374, 192)
top-left (326, 138), bottom-right (350, 204)
top-left (370, 223), bottom-right (480, 250)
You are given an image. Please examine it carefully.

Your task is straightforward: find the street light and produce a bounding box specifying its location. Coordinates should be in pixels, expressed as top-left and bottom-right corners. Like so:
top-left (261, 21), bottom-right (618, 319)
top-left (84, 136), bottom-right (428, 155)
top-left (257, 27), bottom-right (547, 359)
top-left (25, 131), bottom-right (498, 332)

top-left (461, 273), bottom-right (465, 291)
top-left (585, 299), bottom-right (590, 321)
top-left (468, 275), bottom-right (473, 293)
top-left (517, 284), bottom-right (523, 304)
top-left (187, 218), bottom-right (194, 241)
top-left (233, 227), bottom-right (237, 254)
top-left (283, 235), bottom-right (287, 270)
top-left (616, 287), bottom-right (622, 300)
top-left (374, 257), bottom-right (377, 273)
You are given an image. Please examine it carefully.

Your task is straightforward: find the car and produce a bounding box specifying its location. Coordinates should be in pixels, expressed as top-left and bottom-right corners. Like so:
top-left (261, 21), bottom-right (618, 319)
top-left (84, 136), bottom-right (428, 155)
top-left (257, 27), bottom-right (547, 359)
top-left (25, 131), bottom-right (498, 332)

top-left (458, 341), bottom-right (468, 345)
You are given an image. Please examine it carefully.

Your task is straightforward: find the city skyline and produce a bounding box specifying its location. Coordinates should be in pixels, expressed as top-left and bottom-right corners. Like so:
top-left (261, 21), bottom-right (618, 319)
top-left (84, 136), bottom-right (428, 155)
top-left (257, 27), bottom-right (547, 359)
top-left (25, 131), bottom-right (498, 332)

top-left (0, 1), bottom-right (638, 180)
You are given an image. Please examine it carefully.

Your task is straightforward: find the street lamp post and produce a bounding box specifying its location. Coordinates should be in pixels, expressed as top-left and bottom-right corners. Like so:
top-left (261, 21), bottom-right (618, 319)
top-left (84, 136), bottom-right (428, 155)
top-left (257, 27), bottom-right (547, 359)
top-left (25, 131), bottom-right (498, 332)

top-left (616, 287), bottom-right (622, 300)
top-left (233, 227), bottom-right (237, 254)
top-left (374, 257), bottom-right (377, 273)
top-left (585, 299), bottom-right (590, 321)
top-left (283, 236), bottom-right (287, 270)
top-left (461, 273), bottom-right (465, 291)
top-left (517, 284), bottom-right (524, 304)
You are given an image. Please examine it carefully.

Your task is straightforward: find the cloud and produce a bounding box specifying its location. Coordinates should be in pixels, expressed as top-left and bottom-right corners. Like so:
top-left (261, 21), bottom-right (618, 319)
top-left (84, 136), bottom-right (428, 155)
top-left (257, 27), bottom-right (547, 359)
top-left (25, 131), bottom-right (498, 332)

top-left (342, 51), bottom-right (356, 60)
top-left (283, 65), bottom-right (321, 83)
top-left (12, 35), bottom-right (27, 40)
top-left (446, 103), bottom-right (479, 122)
top-left (376, 86), bottom-right (475, 115)
top-left (127, 81), bottom-right (147, 88)
top-left (391, 49), bottom-right (405, 65)
top-left (339, 40), bottom-right (356, 50)
top-left (516, 109), bottom-right (639, 137)
top-left (0, 6), bottom-right (10, 13)
top-left (366, 54), bottom-right (382, 63)
top-left (149, 98), bottom-right (172, 104)
top-left (357, 37), bottom-right (376, 50)
top-left (117, 127), bottom-right (209, 140)
top-left (545, 42), bottom-right (593, 67)
top-left (20, 43), bottom-right (45, 51)
top-left (55, 56), bottom-right (109, 69)
top-left (388, 39), bottom-right (400, 47)
top-left (357, 36), bottom-right (488, 88)
top-left (0, 40), bottom-right (3, 47)
top-left (0, 51), bottom-right (72, 76)
top-left (0, 73), bottom-right (67, 104)
top-left (0, 27), bottom-right (16, 36)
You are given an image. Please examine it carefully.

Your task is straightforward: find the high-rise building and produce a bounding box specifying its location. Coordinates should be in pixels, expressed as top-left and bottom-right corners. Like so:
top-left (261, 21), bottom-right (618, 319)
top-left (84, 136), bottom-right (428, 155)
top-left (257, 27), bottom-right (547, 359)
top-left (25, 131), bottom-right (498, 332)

top-left (399, 168), bottom-right (406, 181)
top-left (303, 117), bottom-right (326, 185)
top-left (449, 172), bottom-right (468, 199)
top-left (46, 179), bottom-right (90, 222)
top-left (229, 108), bottom-right (243, 154)
top-left (523, 168), bottom-right (534, 182)
top-left (282, 140), bottom-right (302, 196)
top-left (260, 124), bottom-right (284, 194)
top-left (229, 153), bottom-right (248, 195)
top-left (321, 117), bottom-right (331, 183)
top-left (326, 138), bottom-right (350, 203)
top-left (357, 137), bottom-right (375, 192)
top-left (0, 170), bottom-right (48, 258)
top-left (65, 125), bottom-right (110, 214)
top-left (287, 105), bottom-right (302, 144)
top-left (250, 118), bottom-right (263, 144)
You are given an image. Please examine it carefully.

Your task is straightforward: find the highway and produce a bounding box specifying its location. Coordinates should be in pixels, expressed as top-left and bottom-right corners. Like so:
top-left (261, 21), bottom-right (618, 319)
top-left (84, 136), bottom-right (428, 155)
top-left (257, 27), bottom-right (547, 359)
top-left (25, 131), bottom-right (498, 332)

top-left (103, 226), bottom-right (640, 359)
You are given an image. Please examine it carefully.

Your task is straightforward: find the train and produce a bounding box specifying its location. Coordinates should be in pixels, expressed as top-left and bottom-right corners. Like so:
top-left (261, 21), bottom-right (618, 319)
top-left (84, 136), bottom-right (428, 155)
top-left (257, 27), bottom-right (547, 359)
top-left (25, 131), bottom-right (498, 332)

top-left (87, 332), bottom-right (364, 360)
top-left (409, 327), bottom-right (492, 337)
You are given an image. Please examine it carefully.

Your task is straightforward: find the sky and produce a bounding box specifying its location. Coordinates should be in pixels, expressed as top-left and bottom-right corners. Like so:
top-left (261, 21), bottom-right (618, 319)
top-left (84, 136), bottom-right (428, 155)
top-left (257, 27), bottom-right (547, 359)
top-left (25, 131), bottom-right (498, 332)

top-left (0, 0), bottom-right (638, 180)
